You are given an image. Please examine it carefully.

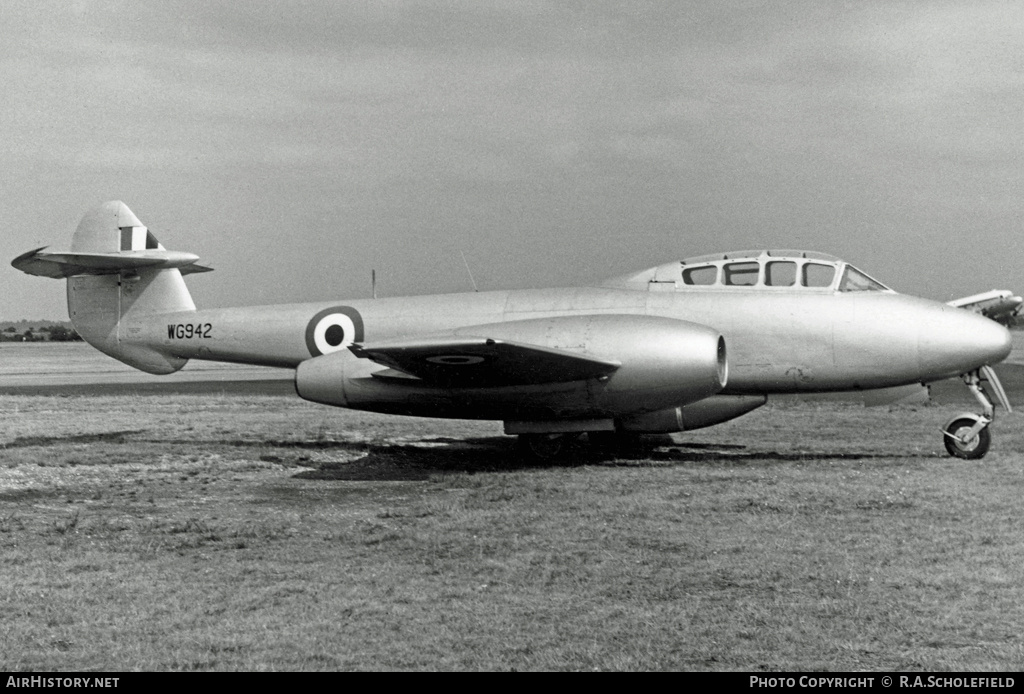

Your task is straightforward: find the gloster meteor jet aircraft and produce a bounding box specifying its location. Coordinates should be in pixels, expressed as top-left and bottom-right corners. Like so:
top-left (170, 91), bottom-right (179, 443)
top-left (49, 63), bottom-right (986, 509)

top-left (12, 201), bottom-right (1017, 460)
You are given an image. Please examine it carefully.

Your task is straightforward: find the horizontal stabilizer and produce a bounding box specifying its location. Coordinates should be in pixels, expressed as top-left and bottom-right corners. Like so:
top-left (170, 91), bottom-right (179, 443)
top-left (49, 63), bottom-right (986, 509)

top-left (948, 289), bottom-right (1022, 325)
top-left (11, 247), bottom-right (212, 279)
top-left (350, 335), bottom-right (621, 388)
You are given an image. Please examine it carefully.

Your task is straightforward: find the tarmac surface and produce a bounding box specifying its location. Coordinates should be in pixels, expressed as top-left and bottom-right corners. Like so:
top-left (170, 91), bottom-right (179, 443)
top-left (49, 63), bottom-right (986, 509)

top-left (0, 342), bottom-right (293, 395)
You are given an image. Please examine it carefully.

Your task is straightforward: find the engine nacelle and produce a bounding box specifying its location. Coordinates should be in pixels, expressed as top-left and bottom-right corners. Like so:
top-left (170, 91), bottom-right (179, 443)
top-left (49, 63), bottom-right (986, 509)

top-left (618, 394), bottom-right (767, 433)
top-left (296, 314), bottom-right (727, 422)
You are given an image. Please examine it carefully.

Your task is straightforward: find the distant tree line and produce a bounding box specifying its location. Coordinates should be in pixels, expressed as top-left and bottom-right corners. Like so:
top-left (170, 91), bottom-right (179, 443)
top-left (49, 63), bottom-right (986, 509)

top-left (0, 325), bottom-right (83, 342)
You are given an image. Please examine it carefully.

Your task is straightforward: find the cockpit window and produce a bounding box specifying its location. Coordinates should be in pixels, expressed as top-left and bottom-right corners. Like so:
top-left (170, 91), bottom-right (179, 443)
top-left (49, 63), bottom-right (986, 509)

top-left (672, 254), bottom-right (881, 292)
top-left (723, 261), bottom-right (759, 286)
top-left (802, 263), bottom-right (835, 288)
top-left (765, 261), bottom-right (797, 287)
top-left (839, 265), bottom-right (889, 292)
top-left (682, 265), bottom-right (717, 285)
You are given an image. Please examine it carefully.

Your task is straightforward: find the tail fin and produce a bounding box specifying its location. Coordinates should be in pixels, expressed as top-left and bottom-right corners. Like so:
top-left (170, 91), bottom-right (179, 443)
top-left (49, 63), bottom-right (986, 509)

top-left (13, 201), bottom-right (211, 375)
top-left (73, 199), bottom-right (154, 253)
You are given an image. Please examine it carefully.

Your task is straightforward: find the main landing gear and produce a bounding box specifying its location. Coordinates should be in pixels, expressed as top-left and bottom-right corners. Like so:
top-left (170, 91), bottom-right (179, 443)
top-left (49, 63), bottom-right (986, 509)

top-left (515, 433), bottom-right (570, 461)
top-left (942, 366), bottom-right (1011, 460)
top-left (514, 431), bottom-right (644, 462)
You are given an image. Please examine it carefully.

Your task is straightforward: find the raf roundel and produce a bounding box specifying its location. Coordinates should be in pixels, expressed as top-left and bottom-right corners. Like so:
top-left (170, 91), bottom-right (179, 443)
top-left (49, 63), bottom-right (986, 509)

top-left (305, 306), bottom-right (365, 357)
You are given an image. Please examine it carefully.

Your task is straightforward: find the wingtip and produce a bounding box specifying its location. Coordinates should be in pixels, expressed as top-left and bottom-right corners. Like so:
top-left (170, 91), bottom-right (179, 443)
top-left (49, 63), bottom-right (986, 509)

top-left (180, 262), bottom-right (214, 276)
top-left (11, 246), bottom-right (48, 263)
top-left (11, 246), bottom-right (48, 271)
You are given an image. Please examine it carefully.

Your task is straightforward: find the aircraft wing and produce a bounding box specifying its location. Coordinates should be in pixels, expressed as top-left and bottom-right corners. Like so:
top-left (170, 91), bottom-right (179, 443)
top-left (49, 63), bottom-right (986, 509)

top-left (349, 336), bottom-right (621, 388)
top-left (12, 247), bottom-right (213, 278)
top-left (948, 289), bottom-right (1022, 325)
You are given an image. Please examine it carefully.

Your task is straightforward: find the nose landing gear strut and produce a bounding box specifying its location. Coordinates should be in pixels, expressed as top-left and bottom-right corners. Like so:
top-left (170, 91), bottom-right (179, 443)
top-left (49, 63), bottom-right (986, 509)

top-left (942, 366), bottom-right (1011, 459)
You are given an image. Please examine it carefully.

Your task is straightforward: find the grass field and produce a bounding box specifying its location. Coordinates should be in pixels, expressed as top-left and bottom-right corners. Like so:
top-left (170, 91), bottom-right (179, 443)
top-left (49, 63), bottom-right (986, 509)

top-left (2, 391), bottom-right (1024, 671)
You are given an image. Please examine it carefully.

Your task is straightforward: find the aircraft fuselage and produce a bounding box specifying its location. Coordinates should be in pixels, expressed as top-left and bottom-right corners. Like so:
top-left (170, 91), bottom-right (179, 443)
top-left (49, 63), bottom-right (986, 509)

top-left (139, 283), bottom-right (1008, 396)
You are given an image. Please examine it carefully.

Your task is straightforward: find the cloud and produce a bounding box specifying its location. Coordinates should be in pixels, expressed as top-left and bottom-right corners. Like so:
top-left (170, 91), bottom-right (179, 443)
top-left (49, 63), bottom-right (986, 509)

top-left (5, 1), bottom-right (1024, 318)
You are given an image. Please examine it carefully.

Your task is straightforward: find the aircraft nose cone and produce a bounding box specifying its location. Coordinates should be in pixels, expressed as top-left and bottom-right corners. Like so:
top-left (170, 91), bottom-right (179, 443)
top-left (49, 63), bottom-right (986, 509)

top-left (919, 307), bottom-right (1012, 379)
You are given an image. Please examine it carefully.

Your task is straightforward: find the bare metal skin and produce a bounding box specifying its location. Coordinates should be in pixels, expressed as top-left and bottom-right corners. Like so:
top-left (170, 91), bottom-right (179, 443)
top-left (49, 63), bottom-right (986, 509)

top-left (12, 202), bottom-right (1015, 459)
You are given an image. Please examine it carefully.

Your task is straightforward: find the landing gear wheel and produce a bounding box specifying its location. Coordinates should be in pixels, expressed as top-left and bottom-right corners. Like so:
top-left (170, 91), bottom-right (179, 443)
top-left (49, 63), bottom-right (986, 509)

top-left (516, 434), bottom-right (567, 461)
top-left (943, 417), bottom-right (991, 460)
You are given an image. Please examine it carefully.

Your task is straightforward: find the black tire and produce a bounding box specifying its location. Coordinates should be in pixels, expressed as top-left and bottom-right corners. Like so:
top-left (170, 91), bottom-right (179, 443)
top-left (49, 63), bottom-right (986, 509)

top-left (943, 417), bottom-right (991, 460)
top-left (516, 433), bottom-right (566, 461)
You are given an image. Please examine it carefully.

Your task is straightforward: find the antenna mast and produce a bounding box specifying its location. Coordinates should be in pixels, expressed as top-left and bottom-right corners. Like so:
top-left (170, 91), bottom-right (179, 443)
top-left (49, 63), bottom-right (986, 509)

top-left (459, 250), bottom-right (478, 292)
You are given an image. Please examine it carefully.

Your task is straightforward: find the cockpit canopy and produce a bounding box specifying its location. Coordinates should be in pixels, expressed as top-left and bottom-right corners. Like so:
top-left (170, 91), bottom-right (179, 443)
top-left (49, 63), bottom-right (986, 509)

top-left (602, 250), bottom-right (893, 293)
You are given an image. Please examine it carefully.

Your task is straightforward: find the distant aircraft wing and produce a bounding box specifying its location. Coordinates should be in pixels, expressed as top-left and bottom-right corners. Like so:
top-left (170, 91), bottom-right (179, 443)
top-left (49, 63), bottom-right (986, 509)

top-left (11, 247), bottom-right (213, 278)
top-left (349, 336), bottom-right (621, 388)
top-left (948, 289), bottom-right (1022, 325)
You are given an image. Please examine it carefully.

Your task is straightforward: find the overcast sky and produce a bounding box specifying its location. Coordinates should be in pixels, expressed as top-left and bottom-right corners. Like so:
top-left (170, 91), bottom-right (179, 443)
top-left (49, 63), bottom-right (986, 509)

top-left (4, 1), bottom-right (1023, 318)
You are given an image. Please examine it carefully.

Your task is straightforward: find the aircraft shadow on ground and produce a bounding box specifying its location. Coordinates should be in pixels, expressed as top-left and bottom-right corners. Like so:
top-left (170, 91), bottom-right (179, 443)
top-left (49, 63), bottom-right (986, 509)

top-left (2, 430), bottom-right (146, 449)
top-left (0, 429), bottom-right (917, 484)
top-left (289, 435), bottom-right (904, 482)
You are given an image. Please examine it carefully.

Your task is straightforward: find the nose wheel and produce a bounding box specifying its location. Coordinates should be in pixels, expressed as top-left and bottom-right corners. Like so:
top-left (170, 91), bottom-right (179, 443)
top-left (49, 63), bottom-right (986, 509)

top-left (941, 367), bottom-right (1010, 460)
top-left (943, 416), bottom-right (991, 459)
